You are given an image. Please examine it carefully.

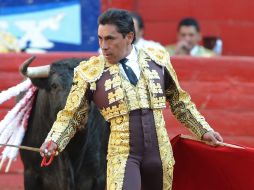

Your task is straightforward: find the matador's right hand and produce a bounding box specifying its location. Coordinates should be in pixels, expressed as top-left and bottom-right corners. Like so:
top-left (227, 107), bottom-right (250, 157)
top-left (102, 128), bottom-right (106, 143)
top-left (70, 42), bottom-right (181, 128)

top-left (40, 140), bottom-right (58, 157)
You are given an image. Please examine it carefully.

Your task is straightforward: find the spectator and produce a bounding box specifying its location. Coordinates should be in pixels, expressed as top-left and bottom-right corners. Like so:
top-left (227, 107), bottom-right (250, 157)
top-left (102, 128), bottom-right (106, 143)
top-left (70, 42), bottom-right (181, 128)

top-left (203, 36), bottom-right (223, 55)
top-left (131, 12), bottom-right (164, 50)
top-left (0, 26), bottom-right (20, 53)
top-left (0, 31), bottom-right (20, 53)
top-left (165, 18), bottom-right (215, 57)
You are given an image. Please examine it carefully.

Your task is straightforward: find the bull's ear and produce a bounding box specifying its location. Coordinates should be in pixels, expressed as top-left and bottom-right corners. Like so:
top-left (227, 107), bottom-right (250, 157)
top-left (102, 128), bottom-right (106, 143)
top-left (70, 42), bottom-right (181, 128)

top-left (30, 78), bottom-right (50, 90)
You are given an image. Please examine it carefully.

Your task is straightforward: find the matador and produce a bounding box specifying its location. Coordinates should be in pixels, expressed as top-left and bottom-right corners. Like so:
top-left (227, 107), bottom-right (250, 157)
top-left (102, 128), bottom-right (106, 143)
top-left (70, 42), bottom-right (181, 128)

top-left (40, 8), bottom-right (223, 190)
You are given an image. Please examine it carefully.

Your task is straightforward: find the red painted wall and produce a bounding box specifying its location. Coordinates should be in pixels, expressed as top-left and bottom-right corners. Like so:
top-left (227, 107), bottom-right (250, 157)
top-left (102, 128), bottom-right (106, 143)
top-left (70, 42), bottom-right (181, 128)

top-left (1, 53), bottom-right (254, 189)
top-left (101, 0), bottom-right (254, 56)
top-left (1, 53), bottom-right (254, 146)
top-left (167, 56), bottom-right (254, 147)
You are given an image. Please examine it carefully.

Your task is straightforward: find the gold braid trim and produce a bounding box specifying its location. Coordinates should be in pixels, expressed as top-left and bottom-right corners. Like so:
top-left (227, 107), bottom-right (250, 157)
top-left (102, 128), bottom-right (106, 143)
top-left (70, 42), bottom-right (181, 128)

top-left (77, 56), bottom-right (104, 82)
top-left (153, 109), bottom-right (174, 190)
top-left (142, 47), bottom-right (169, 67)
top-left (138, 49), bottom-right (166, 109)
top-left (45, 69), bottom-right (90, 152)
top-left (107, 114), bottom-right (130, 190)
top-left (76, 56), bottom-right (105, 90)
top-left (164, 60), bottom-right (213, 139)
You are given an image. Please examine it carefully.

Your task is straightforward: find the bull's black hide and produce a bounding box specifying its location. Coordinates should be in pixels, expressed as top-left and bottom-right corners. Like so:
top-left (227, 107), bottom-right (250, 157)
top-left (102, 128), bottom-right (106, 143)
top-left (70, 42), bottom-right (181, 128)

top-left (20, 58), bottom-right (109, 190)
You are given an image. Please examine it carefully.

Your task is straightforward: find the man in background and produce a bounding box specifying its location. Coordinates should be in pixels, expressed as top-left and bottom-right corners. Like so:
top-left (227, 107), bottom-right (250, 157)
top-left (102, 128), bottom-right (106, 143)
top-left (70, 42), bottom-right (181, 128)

top-left (131, 12), bottom-right (165, 50)
top-left (0, 25), bottom-right (20, 53)
top-left (165, 17), bottom-right (215, 57)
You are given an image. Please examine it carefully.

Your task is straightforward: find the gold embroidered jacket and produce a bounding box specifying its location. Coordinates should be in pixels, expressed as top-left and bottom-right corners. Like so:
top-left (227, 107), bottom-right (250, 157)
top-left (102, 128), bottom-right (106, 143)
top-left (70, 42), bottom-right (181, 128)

top-left (45, 47), bottom-right (212, 151)
top-left (44, 47), bottom-right (213, 190)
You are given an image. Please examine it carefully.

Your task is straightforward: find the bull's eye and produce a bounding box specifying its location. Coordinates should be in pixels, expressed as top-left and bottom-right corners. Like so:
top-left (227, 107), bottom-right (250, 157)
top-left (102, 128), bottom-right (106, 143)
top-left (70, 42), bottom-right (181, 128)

top-left (51, 83), bottom-right (58, 89)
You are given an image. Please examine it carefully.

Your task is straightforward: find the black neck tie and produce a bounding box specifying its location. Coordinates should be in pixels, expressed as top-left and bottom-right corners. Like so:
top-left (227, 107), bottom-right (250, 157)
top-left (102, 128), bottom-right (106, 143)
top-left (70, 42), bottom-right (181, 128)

top-left (119, 58), bottom-right (138, 86)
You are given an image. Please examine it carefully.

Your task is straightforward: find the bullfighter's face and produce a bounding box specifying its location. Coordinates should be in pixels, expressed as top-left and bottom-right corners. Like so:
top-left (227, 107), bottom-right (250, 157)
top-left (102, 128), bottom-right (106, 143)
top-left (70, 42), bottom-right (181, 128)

top-left (98, 24), bottom-right (134, 64)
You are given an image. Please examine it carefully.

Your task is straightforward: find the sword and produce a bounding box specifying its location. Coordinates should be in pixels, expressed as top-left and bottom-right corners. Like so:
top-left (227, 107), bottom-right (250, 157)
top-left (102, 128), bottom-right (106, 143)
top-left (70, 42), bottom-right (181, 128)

top-left (0, 143), bottom-right (41, 172)
top-left (180, 135), bottom-right (244, 149)
top-left (0, 143), bottom-right (40, 153)
top-left (0, 143), bottom-right (58, 171)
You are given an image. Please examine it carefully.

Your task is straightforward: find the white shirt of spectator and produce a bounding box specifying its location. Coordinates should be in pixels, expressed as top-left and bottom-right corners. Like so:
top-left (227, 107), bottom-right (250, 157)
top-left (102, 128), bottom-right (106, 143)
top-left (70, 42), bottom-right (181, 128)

top-left (135, 37), bottom-right (165, 50)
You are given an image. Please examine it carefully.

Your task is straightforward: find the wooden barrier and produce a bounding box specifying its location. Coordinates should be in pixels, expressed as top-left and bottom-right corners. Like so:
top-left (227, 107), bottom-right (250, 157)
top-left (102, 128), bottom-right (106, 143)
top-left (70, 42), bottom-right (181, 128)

top-left (0, 53), bottom-right (254, 146)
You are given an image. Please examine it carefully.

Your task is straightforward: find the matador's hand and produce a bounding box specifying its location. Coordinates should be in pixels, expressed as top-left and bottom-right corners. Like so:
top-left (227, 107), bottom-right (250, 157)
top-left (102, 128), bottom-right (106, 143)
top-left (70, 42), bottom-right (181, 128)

top-left (40, 140), bottom-right (58, 157)
top-left (202, 131), bottom-right (223, 146)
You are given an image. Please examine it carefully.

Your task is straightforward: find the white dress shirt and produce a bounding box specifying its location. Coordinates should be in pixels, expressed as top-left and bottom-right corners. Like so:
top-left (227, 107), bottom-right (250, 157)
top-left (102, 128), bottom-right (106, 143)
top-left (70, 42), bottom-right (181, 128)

top-left (119, 45), bottom-right (141, 81)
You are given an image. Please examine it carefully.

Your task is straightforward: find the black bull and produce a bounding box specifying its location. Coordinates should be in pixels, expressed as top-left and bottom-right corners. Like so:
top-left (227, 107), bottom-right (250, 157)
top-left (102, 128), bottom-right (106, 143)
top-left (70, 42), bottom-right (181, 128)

top-left (19, 58), bottom-right (110, 190)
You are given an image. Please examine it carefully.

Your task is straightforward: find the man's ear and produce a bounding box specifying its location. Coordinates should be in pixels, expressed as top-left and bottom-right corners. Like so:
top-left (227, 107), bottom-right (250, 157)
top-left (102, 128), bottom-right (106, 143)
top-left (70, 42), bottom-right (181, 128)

top-left (127, 32), bottom-right (135, 44)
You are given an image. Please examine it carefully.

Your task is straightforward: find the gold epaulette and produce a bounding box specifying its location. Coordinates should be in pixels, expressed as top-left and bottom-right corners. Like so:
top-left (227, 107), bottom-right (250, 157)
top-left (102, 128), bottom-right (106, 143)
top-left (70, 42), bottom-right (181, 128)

top-left (143, 47), bottom-right (170, 67)
top-left (75, 56), bottom-right (105, 83)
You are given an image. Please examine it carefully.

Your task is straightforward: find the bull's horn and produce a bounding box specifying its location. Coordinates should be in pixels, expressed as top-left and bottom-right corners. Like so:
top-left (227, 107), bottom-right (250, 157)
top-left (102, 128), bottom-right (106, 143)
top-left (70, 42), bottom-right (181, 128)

top-left (20, 56), bottom-right (50, 78)
top-left (26, 65), bottom-right (50, 78)
top-left (19, 56), bottom-right (36, 76)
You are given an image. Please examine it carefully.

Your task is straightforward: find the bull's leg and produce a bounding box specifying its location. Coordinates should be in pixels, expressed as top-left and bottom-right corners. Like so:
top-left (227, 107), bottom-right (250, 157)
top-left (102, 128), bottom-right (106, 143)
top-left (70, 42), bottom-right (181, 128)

top-left (75, 176), bottom-right (94, 190)
top-left (41, 158), bottom-right (74, 190)
top-left (74, 165), bottom-right (106, 190)
top-left (75, 174), bottom-right (106, 190)
top-left (94, 174), bottom-right (107, 190)
top-left (24, 169), bottom-right (43, 190)
top-left (23, 165), bottom-right (73, 190)
top-left (42, 174), bottom-right (72, 190)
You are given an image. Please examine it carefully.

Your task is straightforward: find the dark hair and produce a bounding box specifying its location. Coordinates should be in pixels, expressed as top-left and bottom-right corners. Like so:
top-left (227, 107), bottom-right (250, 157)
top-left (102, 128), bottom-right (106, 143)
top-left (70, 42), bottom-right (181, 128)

top-left (98, 8), bottom-right (136, 44)
top-left (130, 12), bottom-right (144, 30)
top-left (177, 17), bottom-right (200, 32)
